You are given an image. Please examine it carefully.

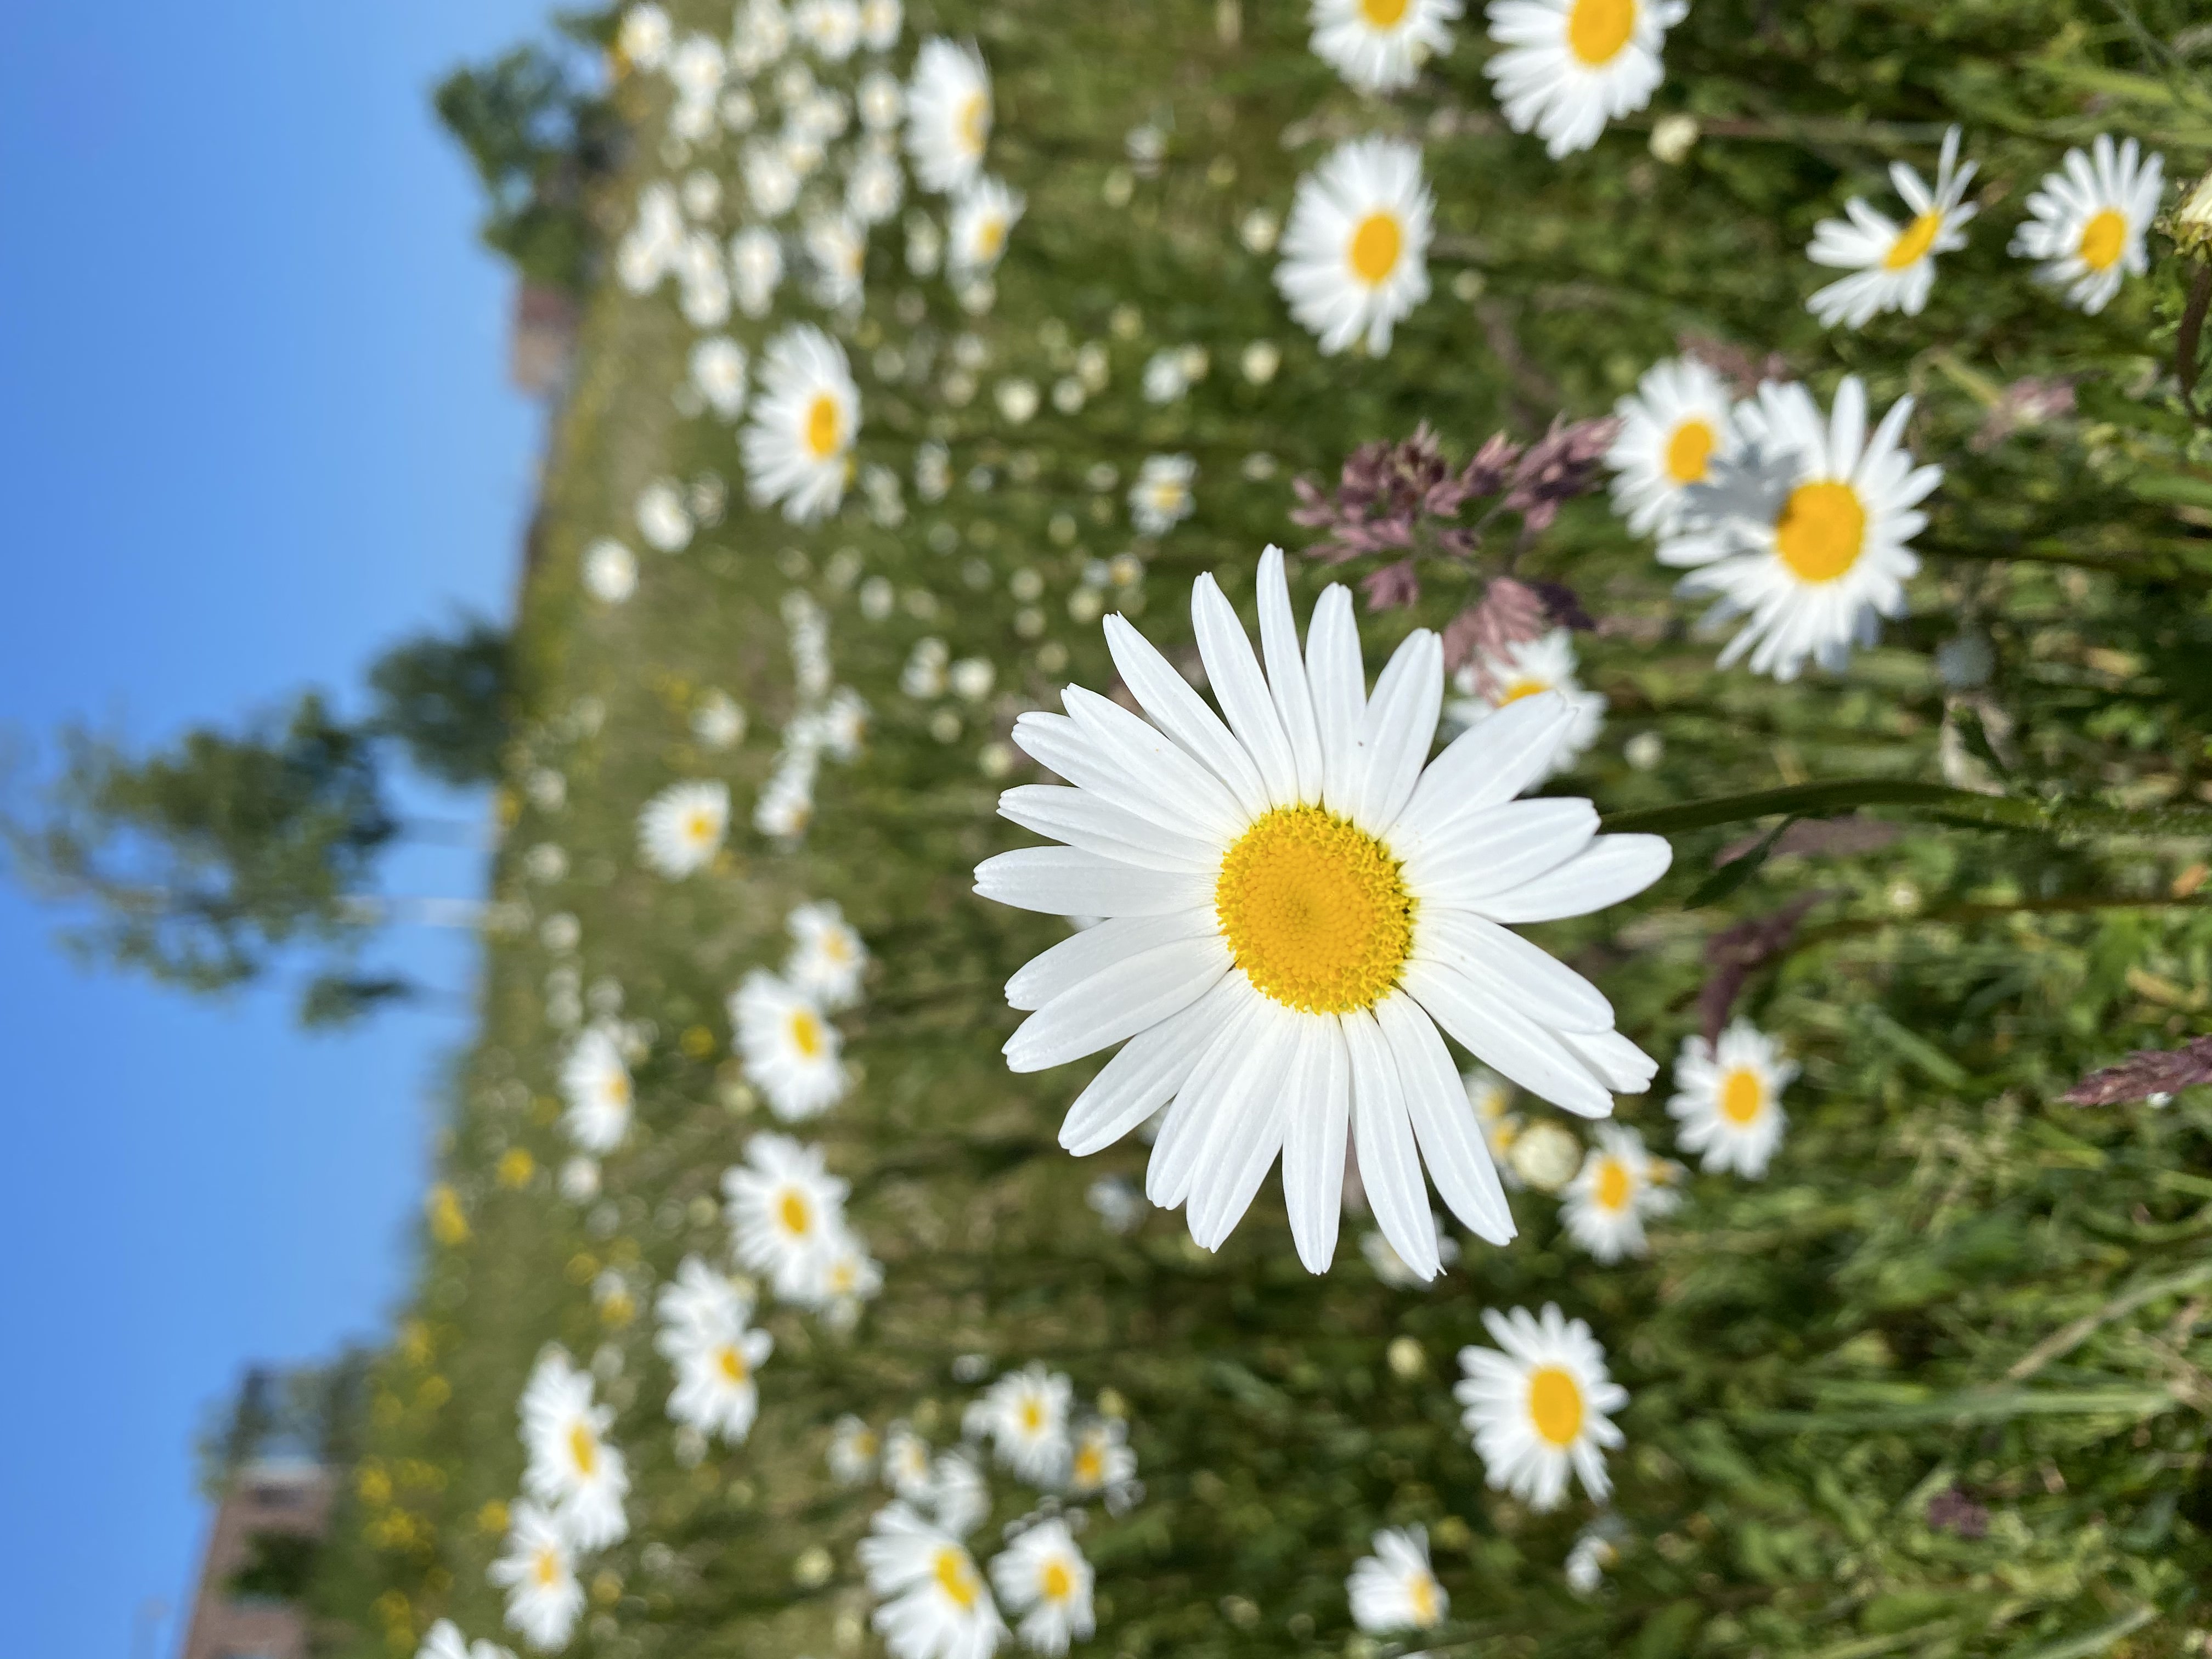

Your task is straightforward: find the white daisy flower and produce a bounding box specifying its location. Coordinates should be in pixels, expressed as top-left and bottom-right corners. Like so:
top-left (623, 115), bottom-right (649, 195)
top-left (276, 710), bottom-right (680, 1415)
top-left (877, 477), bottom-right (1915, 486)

top-left (860, 68), bottom-right (905, 131)
top-left (1606, 356), bottom-right (1737, 538)
top-left (860, 0), bottom-right (904, 49)
top-left (1274, 136), bottom-right (1433, 355)
top-left (731, 224), bottom-right (786, 317)
top-left (488, 1499), bottom-right (584, 1652)
top-left (1360, 1215), bottom-right (1460, 1285)
top-left (1347, 1525), bottom-right (1448, 1634)
top-left (1464, 1063), bottom-right (1524, 1186)
top-left (732, 0), bottom-right (792, 74)
top-left (658, 1299), bottom-right (774, 1444)
top-left (821, 687), bottom-right (871, 758)
top-left (618, 4), bottom-right (673, 72)
top-left (928, 1449), bottom-right (990, 1536)
top-left (1565, 1515), bottom-right (1624, 1594)
top-left (1310, 0), bottom-right (1463, 93)
top-left (962, 1363), bottom-right (1073, 1485)
top-left (1668, 375), bottom-right (1940, 682)
top-left (519, 1349), bottom-right (629, 1550)
top-left (831, 1414), bottom-right (882, 1482)
top-left (2011, 134), bottom-right (2163, 315)
top-left (582, 538), bottom-right (637, 603)
top-left (669, 32), bottom-right (727, 104)
top-left (949, 177), bottom-right (1024, 279)
top-left (1066, 1416), bottom-right (1139, 1509)
top-left (731, 968), bottom-right (848, 1120)
top-left (723, 1131), bottom-right (848, 1300)
top-left (675, 230), bottom-right (731, 326)
top-left (617, 180), bottom-right (684, 294)
top-left (742, 324), bottom-right (860, 524)
top-left (655, 1254), bottom-right (749, 1336)
top-left (1142, 351), bottom-right (1189, 404)
top-left (1485, 0), bottom-right (1686, 159)
top-left (693, 689), bottom-right (748, 749)
top-left (558, 1156), bottom-right (600, 1203)
top-left (1666, 1017), bottom-right (1794, 1177)
top-left (1128, 453), bottom-right (1197, 535)
top-left (691, 336), bottom-right (749, 421)
top-left (637, 779), bottom-right (729, 878)
top-left (819, 1224), bottom-right (886, 1327)
top-left (975, 549), bottom-right (1672, 1276)
top-left (1454, 1303), bottom-right (1627, 1510)
top-left (635, 478), bottom-right (692, 554)
top-left (558, 1024), bottom-right (633, 1154)
top-left (1807, 126), bottom-right (1978, 329)
top-left (796, 0), bottom-right (862, 59)
top-left (883, 1422), bottom-right (936, 1499)
top-left (806, 211), bottom-right (869, 309)
top-left (756, 748), bottom-right (820, 838)
top-left (859, 1502), bottom-right (1009, 1659)
top-left (787, 899), bottom-right (870, 1008)
top-left (1558, 1122), bottom-right (1677, 1262)
top-left (990, 1519), bottom-right (1096, 1656)
top-left (744, 139), bottom-right (803, 219)
top-left (1447, 629), bottom-right (1605, 774)
top-left (417, 1620), bottom-right (510, 1659)
top-left (849, 148), bottom-right (907, 224)
top-left (906, 38), bottom-right (992, 194)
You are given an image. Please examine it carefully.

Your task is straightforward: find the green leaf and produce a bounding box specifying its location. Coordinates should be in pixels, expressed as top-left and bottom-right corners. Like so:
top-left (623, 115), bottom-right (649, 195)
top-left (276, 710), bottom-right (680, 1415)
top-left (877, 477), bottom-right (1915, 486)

top-left (1685, 815), bottom-right (1801, 909)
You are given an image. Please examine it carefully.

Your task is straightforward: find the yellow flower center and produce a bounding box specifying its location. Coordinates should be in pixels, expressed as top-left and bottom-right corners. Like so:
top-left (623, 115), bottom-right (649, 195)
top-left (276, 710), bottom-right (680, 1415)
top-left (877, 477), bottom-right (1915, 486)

top-left (569, 1423), bottom-right (599, 1477)
top-left (1216, 805), bottom-right (1414, 1015)
top-left (1567, 0), bottom-right (1636, 66)
top-left (855, 1431), bottom-right (879, 1459)
top-left (1019, 1398), bottom-right (1045, 1435)
top-left (1497, 677), bottom-right (1550, 706)
top-left (830, 1257), bottom-right (856, 1293)
top-left (1883, 210), bottom-right (1944, 270)
top-left (685, 809), bottom-right (716, 844)
top-left (1664, 416), bottom-right (1715, 484)
top-left (957, 90), bottom-right (989, 157)
top-left (934, 1547), bottom-right (980, 1610)
top-left (780, 1189), bottom-right (813, 1235)
top-left (2077, 206), bottom-right (2128, 272)
top-left (1719, 1067), bottom-right (1765, 1125)
top-left (605, 1073), bottom-right (631, 1107)
top-left (1527, 1365), bottom-right (1586, 1448)
top-left (535, 1546), bottom-right (563, 1588)
top-left (718, 1344), bottom-right (749, 1384)
top-left (1594, 1157), bottom-right (1632, 1212)
top-left (975, 216), bottom-right (1007, 260)
top-left (804, 392), bottom-right (844, 460)
top-left (1773, 480), bottom-right (1866, 583)
top-left (789, 1008), bottom-right (826, 1059)
top-left (1041, 1559), bottom-right (1074, 1602)
top-left (1408, 1572), bottom-right (1439, 1626)
top-left (1348, 210), bottom-right (1404, 285)
top-left (1361, 0), bottom-right (1410, 25)
top-left (1073, 1442), bottom-right (1104, 1487)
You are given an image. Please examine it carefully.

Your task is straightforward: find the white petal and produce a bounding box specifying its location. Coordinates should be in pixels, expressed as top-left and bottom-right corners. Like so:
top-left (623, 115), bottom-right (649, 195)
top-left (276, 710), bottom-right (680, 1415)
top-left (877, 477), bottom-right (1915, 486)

top-left (1013, 712), bottom-right (1210, 839)
top-left (1355, 629), bottom-right (1442, 835)
top-left (1063, 686), bottom-right (1245, 840)
top-left (1399, 958), bottom-right (1615, 1118)
top-left (1255, 545), bottom-right (1325, 800)
top-left (1193, 572), bottom-right (1297, 806)
top-left (1470, 834), bottom-right (1672, 924)
top-left (1007, 911), bottom-right (1220, 1012)
top-left (1414, 910), bottom-right (1614, 1032)
top-left (1146, 979), bottom-right (1266, 1209)
top-left (1186, 1008), bottom-right (1299, 1249)
top-left (975, 847), bottom-right (1212, 916)
top-left (1004, 934), bottom-right (1232, 1071)
top-left (1059, 980), bottom-right (1235, 1154)
top-left (1104, 613), bottom-right (1271, 819)
top-left (1280, 1015), bottom-right (1351, 1273)
top-left (1373, 992), bottom-right (1515, 1244)
top-left (1342, 1008), bottom-right (1440, 1279)
top-left (1393, 692), bottom-right (1574, 845)
top-left (997, 783), bottom-right (1221, 873)
top-left (1398, 798), bottom-right (1598, 901)
top-left (1306, 585), bottom-right (1367, 817)
top-left (1557, 1026), bottom-right (1658, 1094)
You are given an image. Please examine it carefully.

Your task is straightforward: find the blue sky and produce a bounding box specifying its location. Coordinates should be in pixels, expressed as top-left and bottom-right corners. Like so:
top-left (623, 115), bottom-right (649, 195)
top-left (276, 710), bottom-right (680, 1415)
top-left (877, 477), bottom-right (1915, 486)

top-left (0, 3), bottom-right (558, 1652)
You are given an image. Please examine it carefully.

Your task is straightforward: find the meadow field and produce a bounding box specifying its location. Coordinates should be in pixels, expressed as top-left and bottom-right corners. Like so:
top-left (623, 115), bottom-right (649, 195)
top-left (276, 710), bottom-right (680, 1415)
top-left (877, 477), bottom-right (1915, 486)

top-left (309, 2), bottom-right (2212, 1655)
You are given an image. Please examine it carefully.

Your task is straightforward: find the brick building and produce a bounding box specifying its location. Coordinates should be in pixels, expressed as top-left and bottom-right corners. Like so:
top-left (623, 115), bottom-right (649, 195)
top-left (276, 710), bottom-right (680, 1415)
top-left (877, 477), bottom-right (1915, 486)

top-left (175, 1454), bottom-right (332, 1659)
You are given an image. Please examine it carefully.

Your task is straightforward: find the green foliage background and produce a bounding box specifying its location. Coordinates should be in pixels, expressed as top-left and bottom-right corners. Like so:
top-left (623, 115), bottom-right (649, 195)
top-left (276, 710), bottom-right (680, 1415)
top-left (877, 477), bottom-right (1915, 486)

top-left (309, 2), bottom-right (2212, 1656)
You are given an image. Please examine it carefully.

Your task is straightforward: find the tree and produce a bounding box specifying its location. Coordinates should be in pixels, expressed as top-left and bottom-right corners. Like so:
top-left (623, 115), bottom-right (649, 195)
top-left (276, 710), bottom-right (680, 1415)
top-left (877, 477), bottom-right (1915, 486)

top-left (365, 616), bottom-right (513, 789)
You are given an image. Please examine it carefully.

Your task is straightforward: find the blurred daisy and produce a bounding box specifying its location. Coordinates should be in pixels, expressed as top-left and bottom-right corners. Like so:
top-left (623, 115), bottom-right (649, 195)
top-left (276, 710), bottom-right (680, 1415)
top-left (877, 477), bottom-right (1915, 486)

top-left (669, 33), bottom-right (726, 106)
top-left (744, 140), bottom-right (803, 218)
top-left (1669, 375), bottom-right (1939, 681)
top-left (949, 177), bottom-right (1024, 279)
top-left (990, 1519), bottom-right (1096, 1655)
top-left (2011, 134), bottom-right (2163, 314)
top-left (742, 324), bottom-right (860, 524)
top-left (654, 1254), bottom-right (748, 1336)
top-left (1667, 1018), bottom-right (1793, 1177)
top-left (1275, 137), bottom-right (1432, 354)
top-left (907, 38), bottom-right (992, 194)
top-left (806, 211), bottom-right (869, 309)
top-left (637, 779), bottom-right (729, 878)
top-left (731, 224), bottom-right (786, 316)
top-left (976, 549), bottom-right (1671, 1276)
top-left (1312, 0), bottom-right (1462, 93)
top-left (634, 479), bottom-right (692, 554)
top-left (1447, 629), bottom-right (1605, 774)
top-left (1607, 356), bottom-right (1736, 538)
top-left (883, 1422), bottom-right (936, 1499)
top-left (1565, 1514), bottom-right (1624, 1594)
top-left (928, 1449), bottom-right (989, 1535)
top-left (731, 969), bottom-right (848, 1120)
top-left (1485, 0), bottom-right (1687, 160)
top-left (582, 538), bottom-right (636, 603)
top-left (1128, 454), bottom-right (1197, 535)
top-left (963, 1363), bottom-right (1073, 1485)
top-left (859, 1502), bottom-right (1009, 1659)
top-left (674, 231), bottom-right (731, 326)
top-left (1360, 1217), bottom-right (1460, 1285)
top-left (1559, 1122), bottom-right (1677, 1261)
top-left (849, 148), bottom-right (907, 224)
top-left (732, 0), bottom-right (792, 73)
top-left (693, 689), bottom-right (748, 749)
top-left (1454, 1304), bottom-right (1626, 1510)
top-left (1086, 1175), bottom-right (1145, 1235)
top-left (488, 1500), bottom-right (584, 1652)
top-left (860, 68), bottom-right (905, 130)
top-left (1464, 1064), bottom-right (1523, 1186)
top-left (617, 4), bottom-right (673, 71)
top-left (558, 1025), bottom-right (633, 1154)
top-left (819, 1226), bottom-right (885, 1325)
top-left (796, 0), bottom-right (861, 58)
top-left (831, 1414), bottom-right (882, 1482)
top-left (690, 336), bottom-right (749, 421)
top-left (1348, 1525), bottom-right (1447, 1635)
top-left (861, 0), bottom-right (904, 49)
top-left (1067, 1417), bottom-right (1139, 1509)
top-left (1807, 126), bottom-right (1977, 329)
top-left (787, 899), bottom-right (870, 1008)
top-left (724, 1131), bottom-right (848, 1299)
top-left (519, 1349), bottom-right (629, 1549)
top-left (658, 1301), bottom-right (773, 1443)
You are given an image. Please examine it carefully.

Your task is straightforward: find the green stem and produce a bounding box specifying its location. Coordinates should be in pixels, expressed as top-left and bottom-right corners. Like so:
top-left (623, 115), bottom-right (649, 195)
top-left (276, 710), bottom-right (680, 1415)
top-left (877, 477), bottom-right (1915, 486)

top-left (1599, 778), bottom-right (2212, 839)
